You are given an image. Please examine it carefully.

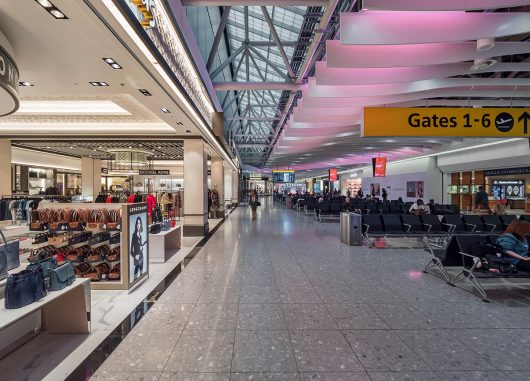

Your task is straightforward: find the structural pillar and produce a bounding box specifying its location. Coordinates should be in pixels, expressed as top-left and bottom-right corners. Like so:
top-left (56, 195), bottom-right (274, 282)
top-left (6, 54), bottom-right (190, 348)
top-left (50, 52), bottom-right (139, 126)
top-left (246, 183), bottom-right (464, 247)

top-left (183, 139), bottom-right (208, 236)
top-left (211, 157), bottom-right (224, 215)
top-left (81, 157), bottom-right (101, 199)
top-left (231, 169), bottom-right (239, 206)
top-left (0, 139), bottom-right (12, 196)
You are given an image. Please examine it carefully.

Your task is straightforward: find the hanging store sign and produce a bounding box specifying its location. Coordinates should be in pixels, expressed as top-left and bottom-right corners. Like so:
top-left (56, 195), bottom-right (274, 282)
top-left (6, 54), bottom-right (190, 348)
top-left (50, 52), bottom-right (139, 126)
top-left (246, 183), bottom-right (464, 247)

top-left (372, 157), bottom-right (387, 177)
top-left (329, 168), bottom-right (338, 182)
top-left (138, 169), bottom-right (170, 176)
top-left (363, 107), bottom-right (530, 137)
top-left (485, 167), bottom-right (530, 176)
top-left (0, 45), bottom-right (19, 116)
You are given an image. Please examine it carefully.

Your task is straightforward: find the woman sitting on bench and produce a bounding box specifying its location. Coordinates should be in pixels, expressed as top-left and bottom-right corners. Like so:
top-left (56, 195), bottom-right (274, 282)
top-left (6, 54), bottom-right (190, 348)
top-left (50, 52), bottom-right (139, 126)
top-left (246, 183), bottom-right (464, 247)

top-left (496, 220), bottom-right (530, 271)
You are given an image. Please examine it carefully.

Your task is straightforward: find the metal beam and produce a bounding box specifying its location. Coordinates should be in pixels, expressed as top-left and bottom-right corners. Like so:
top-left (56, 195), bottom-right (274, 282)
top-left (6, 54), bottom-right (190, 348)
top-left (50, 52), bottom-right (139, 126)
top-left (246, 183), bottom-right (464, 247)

top-left (248, 45), bottom-right (292, 81)
top-left (237, 144), bottom-right (271, 148)
top-left (182, 1), bottom-right (326, 5)
top-left (210, 45), bottom-right (245, 80)
top-left (206, 6), bottom-right (231, 72)
top-left (227, 117), bottom-right (281, 121)
top-left (214, 82), bottom-right (300, 91)
top-left (261, 6), bottom-right (295, 79)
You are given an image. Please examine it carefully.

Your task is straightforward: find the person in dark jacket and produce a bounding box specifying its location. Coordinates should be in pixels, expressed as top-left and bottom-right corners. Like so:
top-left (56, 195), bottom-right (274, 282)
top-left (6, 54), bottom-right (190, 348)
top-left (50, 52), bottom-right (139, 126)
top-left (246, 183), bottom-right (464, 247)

top-left (342, 197), bottom-right (352, 212)
top-left (381, 188), bottom-right (388, 202)
top-left (475, 186), bottom-right (489, 209)
top-left (496, 220), bottom-right (530, 271)
top-left (130, 216), bottom-right (147, 280)
top-left (249, 189), bottom-right (259, 221)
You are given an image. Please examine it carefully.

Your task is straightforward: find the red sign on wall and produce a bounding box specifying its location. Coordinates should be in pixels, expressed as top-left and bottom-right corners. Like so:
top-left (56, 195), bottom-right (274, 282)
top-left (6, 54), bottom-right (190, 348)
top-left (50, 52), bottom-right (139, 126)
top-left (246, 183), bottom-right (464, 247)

top-left (372, 157), bottom-right (387, 177)
top-left (329, 168), bottom-right (338, 182)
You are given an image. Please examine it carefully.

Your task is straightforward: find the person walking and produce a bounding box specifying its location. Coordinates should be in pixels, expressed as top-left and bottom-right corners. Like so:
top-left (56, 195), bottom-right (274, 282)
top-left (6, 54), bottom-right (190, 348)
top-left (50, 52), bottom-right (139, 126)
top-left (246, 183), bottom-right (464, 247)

top-left (475, 186), bottom-right (489, 210)
top-left (249, 189), bottom-right (259, 221)
top-left (381, 188), bottom-right (388, 202)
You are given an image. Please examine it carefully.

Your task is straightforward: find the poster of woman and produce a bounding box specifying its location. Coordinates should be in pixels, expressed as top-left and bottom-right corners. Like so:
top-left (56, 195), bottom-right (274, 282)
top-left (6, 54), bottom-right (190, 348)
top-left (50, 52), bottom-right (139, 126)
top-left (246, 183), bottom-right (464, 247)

top-left (128, 204), bottom-right (148, 287)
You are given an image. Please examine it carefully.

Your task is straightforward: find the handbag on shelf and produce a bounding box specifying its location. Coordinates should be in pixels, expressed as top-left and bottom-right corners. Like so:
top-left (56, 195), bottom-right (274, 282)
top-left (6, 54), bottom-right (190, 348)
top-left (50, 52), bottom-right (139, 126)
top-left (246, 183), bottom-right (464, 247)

top-left (149, 223), bottom-right (162, 234)
top-left (30, 209), bottom-right (50, 231)
top-left (49, 262), bottom-right (76, 291)
top-left (152, 207), bottom-right (163, 223)
top-left (48, 209), bottom-right (68, 232)
top-left (106, 209), bottom-right (121, 230)
top-left (106, 246), bottom-right (120, 262)
top-left (87, 209), bottom-right (106, 232)
top-left (109, 233), bottom-right (120, 245)
top-left (4, 267), bottom-right (47, 309)
top-left (32, 232), bottom-right (49, 245)
top-left (66, 209), bottom-right (85, 231)
top-left (1, 230), bottom-right (20, 271)
top-left (0, 238), bottom-right (7, 281)
top-left (26, 256), bottom-right (57, 280)
top-left (108, 264), bottom-right (121, 280)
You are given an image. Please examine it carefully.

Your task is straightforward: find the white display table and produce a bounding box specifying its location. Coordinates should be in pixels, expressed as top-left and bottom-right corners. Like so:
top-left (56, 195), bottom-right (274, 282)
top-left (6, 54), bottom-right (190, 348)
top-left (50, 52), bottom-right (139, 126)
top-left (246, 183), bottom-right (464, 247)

top-left (149, 225), bottom-right (181, 263)
top-left (0, 278), bottom-right (91, 359)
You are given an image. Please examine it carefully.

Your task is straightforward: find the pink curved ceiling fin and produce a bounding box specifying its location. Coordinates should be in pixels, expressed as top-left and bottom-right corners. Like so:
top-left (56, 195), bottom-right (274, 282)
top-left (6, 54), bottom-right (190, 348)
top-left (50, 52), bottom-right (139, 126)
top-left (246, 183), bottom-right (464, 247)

top-left (340, 11), bottom-right (530, 45)
top-left (362, 0), bottom-right (530, 11)
top-left (326, 40), bottom-right (530, 68)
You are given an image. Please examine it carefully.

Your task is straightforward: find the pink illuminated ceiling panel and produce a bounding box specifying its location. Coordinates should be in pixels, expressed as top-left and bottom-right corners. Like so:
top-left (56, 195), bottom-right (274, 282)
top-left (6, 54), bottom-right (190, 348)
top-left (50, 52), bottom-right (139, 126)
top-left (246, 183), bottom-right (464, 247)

top-left (291, 113), bottom-right (360, 124)
top-left (326, 40), bottom-right (530, 68)
top-left (315, 61), bottom-right (530, 86)
top-left (284, 125), bottom-right (359, 137)
top-left (340, 11), bottom-right (530, 45)
top-left (293, 105), bottom-right (362, 116)
top-left (363, 0), bottom-right (530, 11)
top-left (299, 90), bottom-right (530, 108)
top-left (305, 77), bottom-right (530, 98)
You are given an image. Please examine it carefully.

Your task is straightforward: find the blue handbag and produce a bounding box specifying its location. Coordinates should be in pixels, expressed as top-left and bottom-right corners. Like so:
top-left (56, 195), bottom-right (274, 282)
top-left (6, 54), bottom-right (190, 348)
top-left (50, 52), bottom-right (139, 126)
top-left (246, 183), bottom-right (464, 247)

top-left (5, 267), bottom-right (47, 309)
top-left (1, 230), bottom-right (20, 272)
top-left (49, 262), bottom-right (75, 291)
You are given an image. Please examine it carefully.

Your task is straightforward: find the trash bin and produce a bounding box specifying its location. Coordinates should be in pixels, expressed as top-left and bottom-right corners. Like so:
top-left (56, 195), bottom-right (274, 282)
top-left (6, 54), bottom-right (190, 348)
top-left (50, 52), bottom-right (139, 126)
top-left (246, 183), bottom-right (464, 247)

top-left (340, 212), bottom-right (362, 246)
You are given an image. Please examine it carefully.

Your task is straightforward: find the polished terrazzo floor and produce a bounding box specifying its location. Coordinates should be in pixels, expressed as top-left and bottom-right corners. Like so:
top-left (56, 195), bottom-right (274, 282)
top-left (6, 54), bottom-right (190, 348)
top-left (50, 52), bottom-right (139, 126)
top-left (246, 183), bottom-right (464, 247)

top-left (92, 199), bottom-right (530, 381)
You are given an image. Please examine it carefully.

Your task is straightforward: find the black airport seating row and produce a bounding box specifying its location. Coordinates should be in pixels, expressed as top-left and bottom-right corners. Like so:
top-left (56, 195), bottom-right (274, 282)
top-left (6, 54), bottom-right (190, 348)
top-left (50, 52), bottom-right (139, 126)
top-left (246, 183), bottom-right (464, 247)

top-left (424, 233), bottom-right (530, 302)
top-left (363, 214), bottom-right (526, 235)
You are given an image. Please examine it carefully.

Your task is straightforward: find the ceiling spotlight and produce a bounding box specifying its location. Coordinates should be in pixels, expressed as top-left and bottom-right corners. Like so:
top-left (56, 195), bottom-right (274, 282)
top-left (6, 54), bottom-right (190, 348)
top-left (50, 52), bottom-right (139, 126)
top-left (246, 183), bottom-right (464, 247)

top-left (46, 146), bottom-right (51, 149)
top-left (470, 58), bottom-right (497, 71)
top-left (161, 108), bottom-right (171, 113)
top-left (90, 81), bottom-right (109, 86)
top-left (19, 81), bottom-right (34, 87)
top-left (477, 38), bottom-right (495, 52)
top-left (35, 0), bottom-right (68, 19)
top-left (139, 89), bottom-right (152, 96)
top-left (102, 58), bottom-right (122, 69)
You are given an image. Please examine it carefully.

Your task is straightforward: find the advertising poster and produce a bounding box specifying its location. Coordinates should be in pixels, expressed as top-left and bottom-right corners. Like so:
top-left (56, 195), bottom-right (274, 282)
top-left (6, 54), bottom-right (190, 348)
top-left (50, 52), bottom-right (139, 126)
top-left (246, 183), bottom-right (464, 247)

top-left (329, 168), bottom-right (338, 182)
top-left (406, 181), bottom-right (417, 198)
top-left (416, 181), bottom-right (424, 198)
top-left (370, 183), bottom-right (380, 196)
top-left (128, 203), bottom-right (149, 288)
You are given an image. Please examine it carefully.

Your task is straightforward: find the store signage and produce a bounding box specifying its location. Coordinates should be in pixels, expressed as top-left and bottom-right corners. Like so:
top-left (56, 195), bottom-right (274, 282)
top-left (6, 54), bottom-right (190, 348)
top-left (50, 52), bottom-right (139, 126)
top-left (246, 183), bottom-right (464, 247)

top-left (485, 167), bottom-right (530, 176)
top-left (493, 180), bottom-right (525, 198)
top-left (0, 45), bottom-right (19, 116)
top-left (372, 157), bottom-right (387, 177)
top-left (138, 169), bottom-right (170, 176)
top-left (363, 107), bottom-right (530, 137)
top-left (329, 168), bottom-right (338, 182)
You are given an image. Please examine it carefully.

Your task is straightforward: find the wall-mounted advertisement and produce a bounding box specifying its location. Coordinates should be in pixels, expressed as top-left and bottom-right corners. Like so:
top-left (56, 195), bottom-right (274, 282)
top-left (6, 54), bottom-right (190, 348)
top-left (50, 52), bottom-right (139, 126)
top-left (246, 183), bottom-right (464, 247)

top-left (329, 168), bottom-right (338, 182)
top-left (272, 170), bottom-right (295, 183)
top-left (370, 183), bottom-right (381, 196)
top-left (128, 203), bottom-right (149, 288)
top-left (492, 180), bottom-right (525, 199)
top-left (406, 181), bottom-right (416, 197)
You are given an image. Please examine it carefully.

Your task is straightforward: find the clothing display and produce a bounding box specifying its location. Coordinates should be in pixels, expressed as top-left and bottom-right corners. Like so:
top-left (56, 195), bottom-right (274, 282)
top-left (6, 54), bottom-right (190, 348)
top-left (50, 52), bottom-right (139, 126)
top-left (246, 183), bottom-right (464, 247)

top-left (0, 196), bottom-right (70, 222)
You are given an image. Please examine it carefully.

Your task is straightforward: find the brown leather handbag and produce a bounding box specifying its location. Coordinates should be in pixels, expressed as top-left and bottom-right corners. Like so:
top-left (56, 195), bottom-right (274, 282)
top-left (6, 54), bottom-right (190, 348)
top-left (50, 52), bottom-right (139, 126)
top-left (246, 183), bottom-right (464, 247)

top-left (30, 209), bottom-right (50, 231)
top-left (107, 246), bottom-right (120, 262)
top-left (86, 209), bottom-right (105, 232)
top-left (106, 209), bottom-right (121, 230)
top-left (49, 209), bottom-right (67, 231)
top-left (108, 264), bottom-right (121, 280)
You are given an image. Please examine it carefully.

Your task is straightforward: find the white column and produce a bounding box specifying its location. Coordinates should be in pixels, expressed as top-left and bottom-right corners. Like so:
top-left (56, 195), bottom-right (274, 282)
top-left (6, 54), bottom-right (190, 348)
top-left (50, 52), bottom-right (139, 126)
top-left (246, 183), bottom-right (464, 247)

top-left (231, 169), bottom-right (239, 206)
top-left (0, 139), bottom-right (11, 196)
top-left (81, 157), bottom-right (101, 199)
top-left (224, 167), bottom-right (232, 204)
top-left (183, 139), bottom-right (208, 236)
top-left (211, 157), bottom-right (224, 215)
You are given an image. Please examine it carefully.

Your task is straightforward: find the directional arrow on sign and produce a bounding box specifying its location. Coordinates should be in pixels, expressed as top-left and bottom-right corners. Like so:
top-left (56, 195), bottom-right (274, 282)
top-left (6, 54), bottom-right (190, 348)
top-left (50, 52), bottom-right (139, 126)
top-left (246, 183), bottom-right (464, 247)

top-left (519, 111), bottom-right (530, 135)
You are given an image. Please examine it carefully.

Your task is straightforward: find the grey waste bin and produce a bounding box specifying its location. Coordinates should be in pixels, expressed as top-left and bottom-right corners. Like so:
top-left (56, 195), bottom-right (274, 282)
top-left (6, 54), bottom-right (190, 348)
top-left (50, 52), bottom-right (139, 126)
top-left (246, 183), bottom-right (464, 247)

top-left (340, 212), bottom-right (362, 246)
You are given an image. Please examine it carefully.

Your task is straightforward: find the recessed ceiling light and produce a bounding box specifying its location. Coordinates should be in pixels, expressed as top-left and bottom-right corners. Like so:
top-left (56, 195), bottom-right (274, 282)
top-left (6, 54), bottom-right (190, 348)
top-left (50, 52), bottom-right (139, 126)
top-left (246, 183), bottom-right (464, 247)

top-left (129, 146), bottom-right (132, 149)
top-left (19, 81), bottom-right (34, 87)
top-left (102, 58), bottom-right (122, 69)
top-left (139, 89), bottom-right (152, 96)
top-left (46, 146), bottom-right (51, 149)
top-left (161, 108), bottom-right (170, 113)
top-left (35, 0), bottom-right (68, 19)
top-left (90, 81), bottom-right (109, 86)
top-left (98, 146), bottom-right (103, 149)
top-left (70, 146), bottom-right (74, 149)
top-left (158, 146), bottom-right (162, 149)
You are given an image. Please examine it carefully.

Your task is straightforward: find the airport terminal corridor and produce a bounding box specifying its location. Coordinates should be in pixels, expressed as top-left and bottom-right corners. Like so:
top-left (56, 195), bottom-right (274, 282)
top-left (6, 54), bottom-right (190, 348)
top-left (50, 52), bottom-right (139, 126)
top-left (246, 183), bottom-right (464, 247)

top-left (92, 199), bottom-right (530, 381)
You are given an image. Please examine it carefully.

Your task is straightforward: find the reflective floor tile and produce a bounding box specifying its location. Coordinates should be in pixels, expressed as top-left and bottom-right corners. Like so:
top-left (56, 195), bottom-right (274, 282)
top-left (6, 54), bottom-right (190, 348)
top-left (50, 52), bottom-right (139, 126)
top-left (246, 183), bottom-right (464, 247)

top-left (279, 285), bottom-right (322, 304)
top-left (237, 304), bottom-right (287, 331)
top-left (325, 303), bottom-right (390, 330)
top-left (299, 372), bottom-right (371, 381)
top-left (91, 371), bottom-right (162, 381)
top-left (240, 285), bottom-right (281, 304)
top-left (159, 373), bottom-right (230, 381)
top-left (283, 304), bottom-right (338, 330)
top-left (187, 304), bottom-right (238, 331)
top-left (231, 330), bottom-right (297, 373)
top-left (134, 303), bottom-right (194, 332)
top-left (230, 373), bottom-right (299, 381)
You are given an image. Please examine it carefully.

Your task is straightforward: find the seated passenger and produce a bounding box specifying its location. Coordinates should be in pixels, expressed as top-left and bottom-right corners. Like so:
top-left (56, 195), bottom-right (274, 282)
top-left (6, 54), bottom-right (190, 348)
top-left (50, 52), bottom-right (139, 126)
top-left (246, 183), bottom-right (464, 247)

top-left (409, 199), bottom-right (427, 215)
top-left (475, 203), bottom-right (492, 216)
top-left (493, 203), bottom-right (507, 216)
top-left (496, 220), bottom-right (530, 271)
top-left (342, 197), bottom-right (352, 212)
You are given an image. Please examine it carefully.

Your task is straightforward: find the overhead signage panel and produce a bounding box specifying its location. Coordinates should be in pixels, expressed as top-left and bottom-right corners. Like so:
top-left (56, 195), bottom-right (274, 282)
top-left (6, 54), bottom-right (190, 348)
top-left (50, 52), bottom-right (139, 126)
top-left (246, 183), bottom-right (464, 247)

top-left (362, 107), bottom-right (530, 137)
top-left (138, 170), bottom-right (170, 176)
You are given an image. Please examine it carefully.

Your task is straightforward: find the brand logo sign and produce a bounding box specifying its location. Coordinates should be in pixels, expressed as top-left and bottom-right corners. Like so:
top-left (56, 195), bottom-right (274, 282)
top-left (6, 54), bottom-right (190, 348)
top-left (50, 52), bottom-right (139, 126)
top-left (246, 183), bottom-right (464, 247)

top-left (0, 46), bottom-right (19, 116)
top-left (372, 157), bottom-right (387, 177)
top-left (363, 107), bottom-right (530, 137)
top-left (138, 169), bottom-right (170, 175)
top-left (485, 167), bottom-right (530, 176)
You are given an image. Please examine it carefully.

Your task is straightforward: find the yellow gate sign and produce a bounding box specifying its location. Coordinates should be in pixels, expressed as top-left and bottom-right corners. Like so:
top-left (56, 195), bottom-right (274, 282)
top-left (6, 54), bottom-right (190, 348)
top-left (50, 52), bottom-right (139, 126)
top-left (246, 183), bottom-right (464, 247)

top-left (362, 107), bottom-right (530, 137)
